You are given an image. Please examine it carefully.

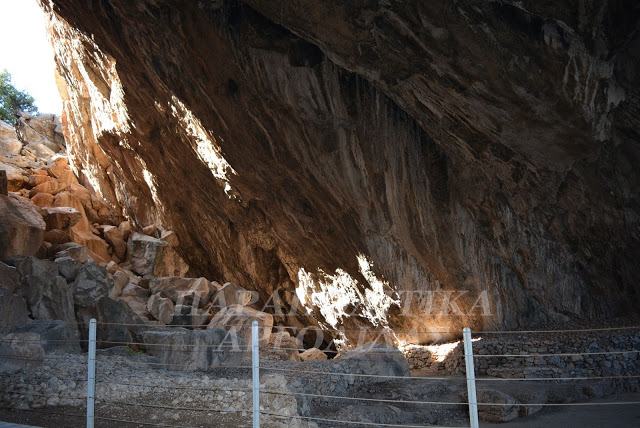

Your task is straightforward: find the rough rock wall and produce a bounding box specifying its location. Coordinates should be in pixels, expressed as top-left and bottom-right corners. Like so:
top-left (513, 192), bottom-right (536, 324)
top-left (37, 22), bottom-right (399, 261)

top-left (39, 0), bottom-right (640, 342)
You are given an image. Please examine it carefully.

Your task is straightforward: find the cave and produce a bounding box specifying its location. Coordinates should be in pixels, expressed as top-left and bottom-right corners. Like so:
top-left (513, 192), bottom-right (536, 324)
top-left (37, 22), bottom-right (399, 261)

top-left (36, 0), bottom-right (640, 342)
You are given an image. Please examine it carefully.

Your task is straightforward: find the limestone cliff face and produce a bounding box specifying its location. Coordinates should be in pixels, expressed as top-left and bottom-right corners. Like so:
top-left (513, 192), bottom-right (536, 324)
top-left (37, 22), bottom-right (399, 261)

top-left (39, 0), bottom-right (640, 342)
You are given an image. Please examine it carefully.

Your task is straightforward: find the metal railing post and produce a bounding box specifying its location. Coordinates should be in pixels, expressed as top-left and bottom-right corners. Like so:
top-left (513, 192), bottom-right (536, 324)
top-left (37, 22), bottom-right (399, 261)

top-left (252, 320), bottom-right (260, 428)
top-left (463, 327), bottom-right (479, 428)
top-left (87, 318), bottom-right (97, 428)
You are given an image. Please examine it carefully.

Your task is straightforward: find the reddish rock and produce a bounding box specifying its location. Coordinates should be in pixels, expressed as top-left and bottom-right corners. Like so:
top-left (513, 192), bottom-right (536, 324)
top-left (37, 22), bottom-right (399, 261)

top-left (47, 156), bottom-right (70, 178)
top-left (31, 192), bottom-right (55, 207)
top-left (72, 230), bottom-right (110, 263)
top-left (44, 229), bottom-right (72, 245)
top-left (103, 225), bottom-right (126, 260)
top-left (27, 174), bottom-right (53, 188)
top-left (118, 220), bottom-right (132, 241)
top-left (42, 206), bottom-right (82, 230)
top-left (29, 180), bottom-right (62, 198)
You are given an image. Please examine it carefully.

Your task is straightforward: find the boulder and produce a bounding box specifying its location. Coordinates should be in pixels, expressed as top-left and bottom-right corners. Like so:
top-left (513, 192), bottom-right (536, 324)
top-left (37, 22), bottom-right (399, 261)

top-left (337, 343), bottom-right (411, 378)
top-left (154, 246), bottom-right (189, 277)
top-left (262, 330), bottom-right (300, 361)
top-left (118, 220), bottom-right (132, 241)
top-left (142, 328), bottom-right (244, 371)
top-left (110, 269), bottom-right (131, 296)
top-left (160, 229), bottom-right (179, 246)
top-left (42, 206), bottom-right (82, 230)
top-left (127, 232), bottom-right (167, 276)
top-left (212, 281), bottom-right (253, 308)
top-left (103, 225), bottom-right (127, 259)
top-left (147, 293), bottom-right (174, 324)
top-left (28, 179), bottom-right (62, 198)
top-left (0, 332), bottom-right (45, 373)
top-left (170, 304), bottom-right (210, 328)
top-left (148, 276), bottom-right (215, 307)
top-left (13, 256), bottom-right (76, 324)
top-left (54, 256), bottom-right (83, 282)
top-left (76, 297), bottom-right (148, 348)
top-left (71, 260), bottom-right (114, 306)
top-left (118, 294), bottom-right (152, 321)
top-left (127, 232), bottom-right (188, 277)
top-left (72, 231), bottom-right (110, 263)
top-left (57, 169), bottom-right (79, 186)
top-left (1, 163), bottom-right (26, 191)
top-left (11, 320), bottom-right (81, 354)
top-left (207, 305), bottom-right (273, 344)
top-left (47, 156), bottom-right (71, 179)
top-left (0, 261), bottom-right (21, 292)
top-left (53, 189), bottom-right (90, 232)
top-left (0, 195), bottom-right (45, 261)
top-left (55, 243), bottom-right (91, 263)
top-left (476, 389), bottom-right (520, 423)
top-left (300, 348), bottom-right (328, 361)
top-left (142, 224), bottom-right (159, 236)
top-left (27, 173), bottom-right (54, 188)
top-left (0, 120), bottom-right (22, 156)
top-left (0, 285), bottom-right (29, 333)
top-left (44, 228), bottom-right (72, 245)
top-left (30, 192), bottom-right (55, 207)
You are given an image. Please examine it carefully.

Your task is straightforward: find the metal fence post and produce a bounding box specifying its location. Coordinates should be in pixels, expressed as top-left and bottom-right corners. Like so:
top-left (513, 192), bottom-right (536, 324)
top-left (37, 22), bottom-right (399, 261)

top-left (463, 327), bottom-right (479, 428)
top-left (87, 318), bottom-right (97, 428)
top-left (252, 320), bottom-right (260, 428)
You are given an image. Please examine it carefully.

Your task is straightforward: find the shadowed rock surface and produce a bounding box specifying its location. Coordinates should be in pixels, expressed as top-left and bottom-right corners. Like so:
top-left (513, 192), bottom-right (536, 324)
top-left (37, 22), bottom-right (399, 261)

top-left (38, 0), bottom-right (640, 342)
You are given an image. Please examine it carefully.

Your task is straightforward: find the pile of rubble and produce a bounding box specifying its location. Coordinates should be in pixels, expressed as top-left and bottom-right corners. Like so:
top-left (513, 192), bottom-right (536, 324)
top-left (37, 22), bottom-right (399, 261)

top-left (0, 113), bottom-right (328, 373)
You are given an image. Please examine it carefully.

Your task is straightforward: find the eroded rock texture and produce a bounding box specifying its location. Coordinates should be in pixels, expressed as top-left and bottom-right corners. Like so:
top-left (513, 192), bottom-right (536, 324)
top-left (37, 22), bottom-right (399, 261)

top-left (39, 0), bottom-right (640, 342)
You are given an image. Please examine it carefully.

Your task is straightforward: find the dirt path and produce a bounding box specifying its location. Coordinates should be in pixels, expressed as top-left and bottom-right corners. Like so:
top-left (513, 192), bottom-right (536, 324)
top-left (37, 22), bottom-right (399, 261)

top-left (483, 393), bottom-right (640, 428)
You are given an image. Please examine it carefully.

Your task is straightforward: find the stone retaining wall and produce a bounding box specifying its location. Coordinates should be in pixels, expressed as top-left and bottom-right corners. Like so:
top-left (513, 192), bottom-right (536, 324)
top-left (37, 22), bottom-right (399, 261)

top-left (404, 330), bottom-right (640, 385)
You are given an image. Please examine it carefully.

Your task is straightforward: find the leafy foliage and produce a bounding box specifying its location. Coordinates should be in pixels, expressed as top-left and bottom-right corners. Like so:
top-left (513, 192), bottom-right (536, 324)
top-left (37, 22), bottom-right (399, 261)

top-left (0, 70), bottom-right (38, 126)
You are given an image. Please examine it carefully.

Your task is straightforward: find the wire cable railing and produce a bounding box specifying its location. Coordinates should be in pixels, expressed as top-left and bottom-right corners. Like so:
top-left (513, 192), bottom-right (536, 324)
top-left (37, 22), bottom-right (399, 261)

top-left (1, 319), bottom-right (638, 428)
